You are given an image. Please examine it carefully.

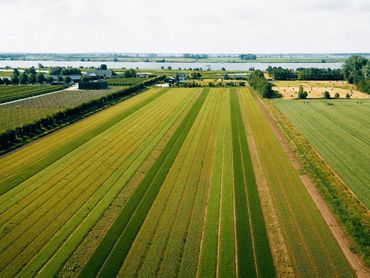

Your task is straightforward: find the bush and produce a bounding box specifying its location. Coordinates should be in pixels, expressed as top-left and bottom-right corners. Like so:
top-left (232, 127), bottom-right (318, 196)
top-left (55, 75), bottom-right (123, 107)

top-left (334, 92), bottom-right (340, 99)
top-left (78, 81), bottom-right (108, 90)
top-left (323, 91), bottom-right (331, 99)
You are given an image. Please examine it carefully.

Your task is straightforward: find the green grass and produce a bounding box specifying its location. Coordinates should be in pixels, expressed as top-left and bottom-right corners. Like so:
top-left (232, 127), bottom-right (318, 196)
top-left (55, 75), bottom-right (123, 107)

top-left (0, 85), bottom-right (67, 103)
top-left (230, 89), bottom-right (275, 277)
top-left (274, 99), bottom-right (370, 208)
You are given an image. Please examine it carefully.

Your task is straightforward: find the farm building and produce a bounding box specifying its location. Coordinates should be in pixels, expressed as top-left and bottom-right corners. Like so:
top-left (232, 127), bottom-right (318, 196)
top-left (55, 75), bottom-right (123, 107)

top-left (86, 69), bottom-right (115, 79)
top-left (136, 72), bottom-right (152, 78)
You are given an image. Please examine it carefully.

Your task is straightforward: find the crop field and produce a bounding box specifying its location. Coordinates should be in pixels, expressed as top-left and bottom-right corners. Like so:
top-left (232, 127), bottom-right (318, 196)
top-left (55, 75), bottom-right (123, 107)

top-left (275, 99), bottom-right (370, 208)
top-left (0, 87), bottom-right (355, 277)
top-left (106, 78), bottom-right (150, 86)
top-left (0, 85), bottom-right (67, 103)
top-left (0, 87), bottom-right (126, 132)
top-left (273, 80), bottom-right (369, 99)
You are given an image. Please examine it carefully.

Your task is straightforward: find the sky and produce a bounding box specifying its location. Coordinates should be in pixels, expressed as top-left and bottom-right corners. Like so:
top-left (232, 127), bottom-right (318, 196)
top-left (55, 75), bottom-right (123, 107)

top-left (0, 0), bottom-right (369, 54)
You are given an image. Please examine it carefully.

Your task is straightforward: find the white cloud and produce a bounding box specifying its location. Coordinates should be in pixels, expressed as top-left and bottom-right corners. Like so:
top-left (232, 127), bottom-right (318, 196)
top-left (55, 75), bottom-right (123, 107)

top-left (0, 0), bottom-right (369, 53)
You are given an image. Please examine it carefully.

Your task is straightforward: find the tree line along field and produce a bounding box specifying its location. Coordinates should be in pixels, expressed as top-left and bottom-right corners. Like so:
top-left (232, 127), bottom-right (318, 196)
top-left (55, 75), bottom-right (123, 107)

top-left (0, 87), bottom-right (127, 132)
top-left (274, 99), bottom-right (370, 208)
top-left (0, 85), bottom-right (67, 103)
top-left (0, 87), bottom-right (354, 277)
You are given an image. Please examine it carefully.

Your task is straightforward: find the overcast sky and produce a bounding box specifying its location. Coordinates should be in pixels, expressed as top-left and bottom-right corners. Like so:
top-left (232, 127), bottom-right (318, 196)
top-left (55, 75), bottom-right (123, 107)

top-left (1, 0), bottom-right (369, 53)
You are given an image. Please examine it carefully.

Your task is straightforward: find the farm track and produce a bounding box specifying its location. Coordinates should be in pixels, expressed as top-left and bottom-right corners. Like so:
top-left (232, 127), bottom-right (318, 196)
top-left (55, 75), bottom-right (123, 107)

top-left (240, 89), bottom-right (355, 277)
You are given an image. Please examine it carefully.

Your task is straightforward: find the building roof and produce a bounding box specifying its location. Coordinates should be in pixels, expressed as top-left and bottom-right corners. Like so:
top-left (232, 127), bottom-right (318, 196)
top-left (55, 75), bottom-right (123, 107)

top-left (86, 69), bottom-right (114, 78)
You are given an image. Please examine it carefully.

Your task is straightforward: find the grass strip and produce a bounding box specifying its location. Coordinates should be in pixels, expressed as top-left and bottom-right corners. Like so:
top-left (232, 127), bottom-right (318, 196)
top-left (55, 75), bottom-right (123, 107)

top-left (230, 89), bottom-right (275, 278)
top-left (79, 88), bottom-right (209, 278)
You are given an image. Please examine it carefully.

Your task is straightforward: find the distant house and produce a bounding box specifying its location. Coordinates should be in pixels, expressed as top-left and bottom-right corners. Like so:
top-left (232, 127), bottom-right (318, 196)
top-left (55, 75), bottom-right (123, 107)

top-left (86, 69), bottom-right (115, 79)
top-left (176, 73), bottom-right (187, 82)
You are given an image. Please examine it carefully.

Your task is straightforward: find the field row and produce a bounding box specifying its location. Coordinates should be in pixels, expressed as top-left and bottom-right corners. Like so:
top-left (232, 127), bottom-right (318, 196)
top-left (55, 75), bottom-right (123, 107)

top-left (0, 85), bottom-right (67, 104)
top-left (0, 87), bottom-right (127, 132)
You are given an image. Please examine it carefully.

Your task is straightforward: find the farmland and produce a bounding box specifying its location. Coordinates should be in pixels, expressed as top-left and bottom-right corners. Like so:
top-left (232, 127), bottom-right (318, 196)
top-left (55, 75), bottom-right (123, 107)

top-left (275, 99), bottom-right (370, 208)
top-left (0, 85), bottom-right (67, 103)
top-left (106, 78), bottom-right (150, 86)
top-left (0, 87), bottom-right (357, 277)
top-left (273, 80), bottom-right (369, 99)
top-left (0, 87), bottom-right (126, 132)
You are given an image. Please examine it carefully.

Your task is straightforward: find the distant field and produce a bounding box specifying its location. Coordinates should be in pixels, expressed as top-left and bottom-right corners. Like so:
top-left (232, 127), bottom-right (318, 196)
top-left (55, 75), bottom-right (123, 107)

top-left (273, 80), bottom-right (368, 99)
top-left (275, 99), bottom-right (370, 208)
top-left (0, 87), bottom-right (354, 277)
top-left (0, 87), bottom-right (126, 132)
top-left (106, 77), bottom-right (150, 86)
top-left (0, 85), bottom-right (67, 103)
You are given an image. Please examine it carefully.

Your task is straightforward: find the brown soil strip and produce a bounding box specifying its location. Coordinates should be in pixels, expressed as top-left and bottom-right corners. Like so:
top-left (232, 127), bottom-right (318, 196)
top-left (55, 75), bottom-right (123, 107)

top-left (253, 93), bottom-right (370, 278)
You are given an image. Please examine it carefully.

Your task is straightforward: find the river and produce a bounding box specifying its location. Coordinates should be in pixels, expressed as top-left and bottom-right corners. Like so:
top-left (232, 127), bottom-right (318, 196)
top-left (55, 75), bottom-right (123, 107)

top-left (0, 60), bottom-right (343, 71)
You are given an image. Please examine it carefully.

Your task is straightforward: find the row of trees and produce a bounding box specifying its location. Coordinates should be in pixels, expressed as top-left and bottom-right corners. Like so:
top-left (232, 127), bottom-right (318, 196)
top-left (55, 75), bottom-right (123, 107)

top-left (239, 54), bottom-right (257, 60)
top-left (183, 54), bottom-right (209, 59)
top-left (343, 56), bottom-right (370, 93)
top-left (49, 67), bottom-right (81, 76)
top-left (248, 70), bottom-right (274, 98)
top-left (267, 66), bottom-right (343, 80)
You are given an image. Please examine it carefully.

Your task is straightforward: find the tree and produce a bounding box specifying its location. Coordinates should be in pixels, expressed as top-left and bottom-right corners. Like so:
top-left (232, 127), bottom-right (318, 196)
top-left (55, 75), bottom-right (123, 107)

top-left (345, 93), bottom-right (351, 99)
top-left (64, 76), bottom-right (72, 83)
top-left (123, 69), bottom-right (137, 78)
top-left (343, 56), bottom-right (368, 84)
top-left (334, 92), bottom-right (340, 99)
top-left (13, 69), bottom-right (19, 77)
top-left (11, 75), bottom-right (19, 84)
top-left (0, 78), bottom-right (3, 85)
top-left (323, 91), bottom-right (331, 99)
top-left (36, 73), bottom-right (46, 84)
top-left (46, 76), bottom-right (54, 84)
top-left (38, 63), bottom-right (44, 68)
top-left (221, 67), bottom-right (226, 71)
top-left (167, 66), bottom-right (172, 70)
top-left (298, 85), bottom-right (308, 99)
top-left (100, 64), bottom-right (108, 70)
top-left (19, 73), bottom-right (29, 84)
top-left (28, 73), bottom-right (36, 84)
top-left (224, 73), bottom-right (231, 80)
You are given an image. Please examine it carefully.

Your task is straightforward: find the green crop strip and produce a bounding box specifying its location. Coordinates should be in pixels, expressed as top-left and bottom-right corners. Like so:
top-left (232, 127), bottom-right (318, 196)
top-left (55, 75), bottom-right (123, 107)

top-left (0, 89), bottom-right (168, 196)
top-left (230, 89), bottom-right (275, 278)
top-left (79, 88), bottom-right (209, 278)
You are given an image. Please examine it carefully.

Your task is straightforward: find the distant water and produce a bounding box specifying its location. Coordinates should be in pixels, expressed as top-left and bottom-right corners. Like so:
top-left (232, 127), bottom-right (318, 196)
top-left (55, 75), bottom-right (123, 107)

top-left (0, 60), bottom-right (343, 71)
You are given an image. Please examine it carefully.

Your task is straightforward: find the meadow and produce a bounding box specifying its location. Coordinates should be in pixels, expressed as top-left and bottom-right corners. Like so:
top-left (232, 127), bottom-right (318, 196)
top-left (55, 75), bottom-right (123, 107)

top-left (0, 87), bottom-right (355, 277)
top-left (0, 85), bottom-right (67, 103)
top-left (275, 99), bottom-right (370, 208)
top-left (0, 87), bottom-right (126, 132)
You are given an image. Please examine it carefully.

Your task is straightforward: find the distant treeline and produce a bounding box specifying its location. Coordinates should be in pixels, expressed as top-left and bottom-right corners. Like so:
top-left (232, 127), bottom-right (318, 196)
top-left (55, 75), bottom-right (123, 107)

top-left (343, 56), bottom-right (370, 94)
top-left (248, 70), bottom-right (274, 98)
top-left (0, 76), bottom-right (165, 154)
top-left (239, 54), bottom-right (257, 60)
top-left (267, 66), bottom-right (343, 80)
top-left (183, 54), bottom-right (209, 59)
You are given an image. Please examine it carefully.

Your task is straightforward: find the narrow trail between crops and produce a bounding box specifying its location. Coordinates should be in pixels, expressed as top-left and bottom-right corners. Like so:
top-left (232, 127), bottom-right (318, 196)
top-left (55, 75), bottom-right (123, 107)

top-left (253, 93), bottom-right (370, 278)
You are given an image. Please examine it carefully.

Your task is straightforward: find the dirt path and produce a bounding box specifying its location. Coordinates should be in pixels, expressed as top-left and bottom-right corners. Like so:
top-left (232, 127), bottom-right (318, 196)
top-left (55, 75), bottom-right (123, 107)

top-left (253, 93), bottom-right (370, 278)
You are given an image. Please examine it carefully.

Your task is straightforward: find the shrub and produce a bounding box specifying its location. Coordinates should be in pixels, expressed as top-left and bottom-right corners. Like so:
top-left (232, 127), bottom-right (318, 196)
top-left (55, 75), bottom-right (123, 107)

top-left (323, 91), bottom-right (331, 99)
